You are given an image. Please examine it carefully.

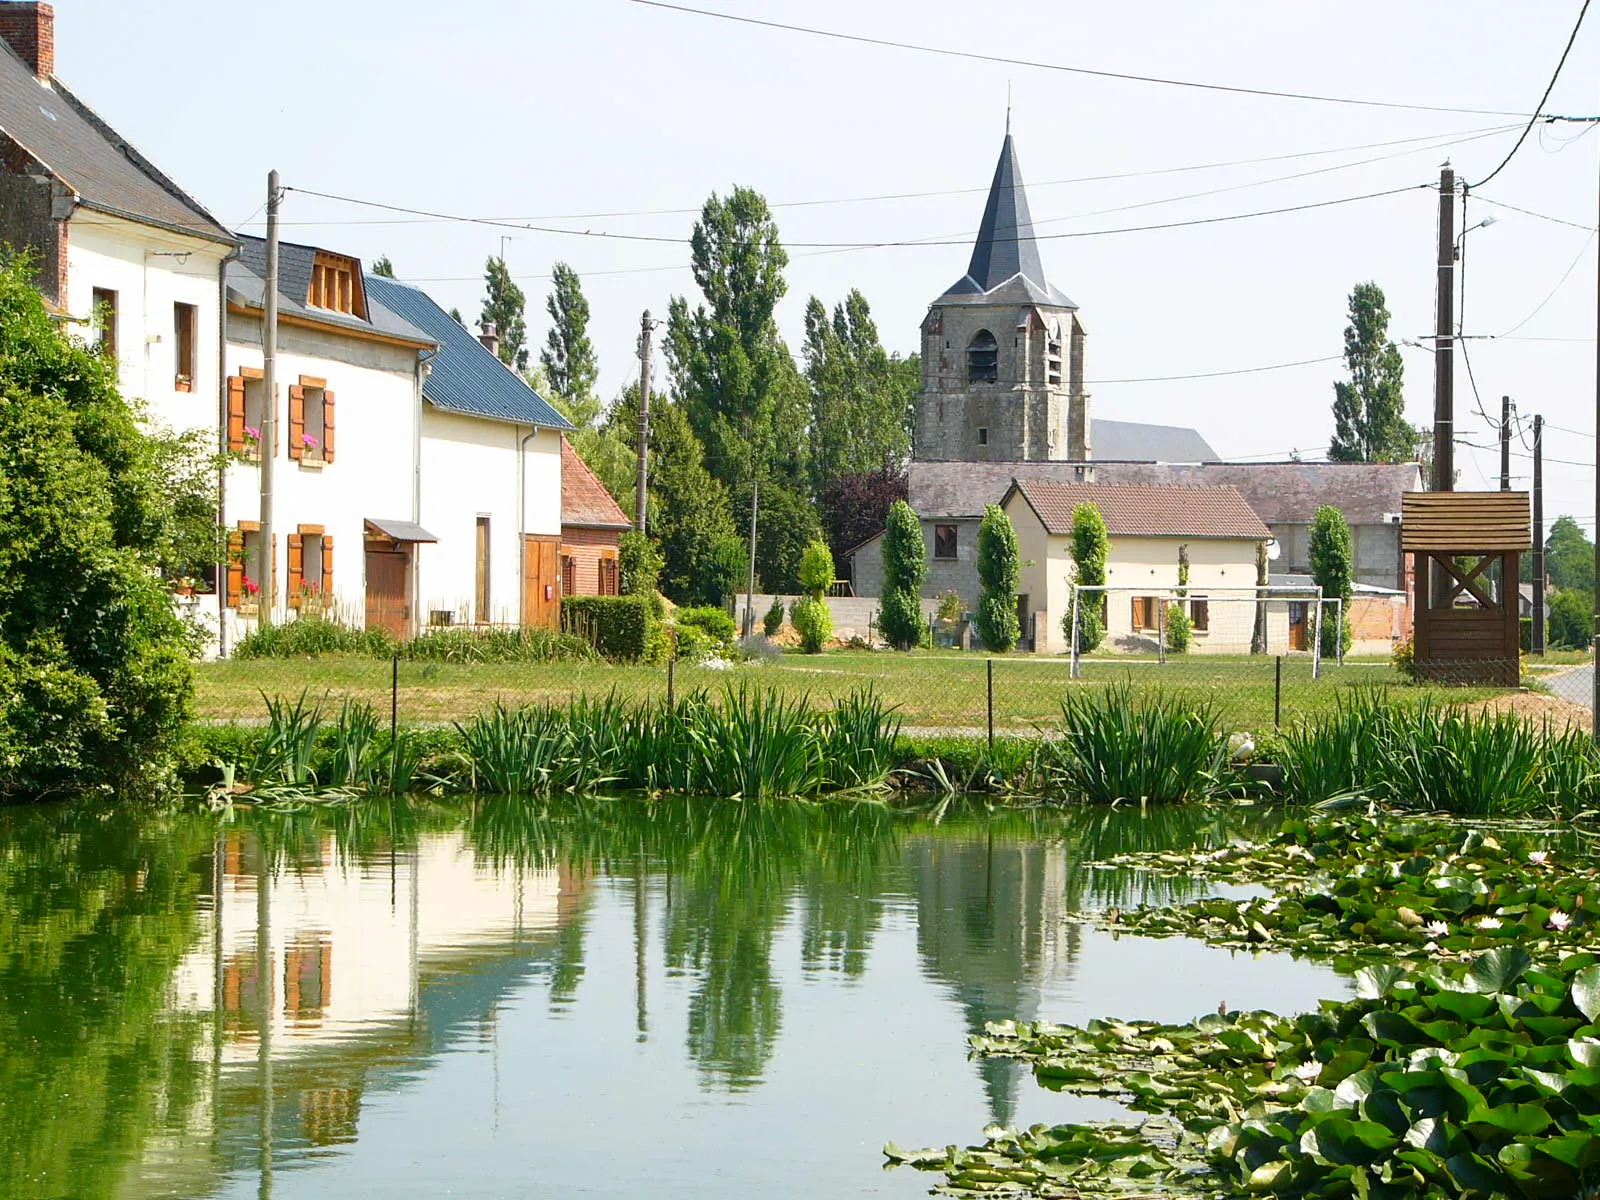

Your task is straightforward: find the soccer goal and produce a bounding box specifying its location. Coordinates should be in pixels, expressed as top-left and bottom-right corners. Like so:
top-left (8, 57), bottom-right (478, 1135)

top-left (1067, 584), bottom-right (1342, 677)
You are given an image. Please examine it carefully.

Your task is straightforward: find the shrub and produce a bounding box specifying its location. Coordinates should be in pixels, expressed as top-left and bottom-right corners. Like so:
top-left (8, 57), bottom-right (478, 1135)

top-left (762, 595), bottom-right (785, 637)
top-left (1309, 504), bottom-right (1354, 657)
top-left (798, 539), bottom-right (835, 596)
top-left (792, 595), bottom-right (833, 653)
top-left (676, 605), bottom-right (736, 646)
top-left (1066, 503), bottom-right (1109, 653)
top-left (561, 595), bottom-right (662, 662)
top-left (1549, 589), bottom-right (1594, 650)
top-left (880, 501), bottom-right (926, 650)
top-left (234, 616), bottom-right (397, 659)
top-left (1164, 603), bottom-right (1192, 653)
top-left (618, 530), bottom-right (662, 597)
top-left (1391, 638), bottom-right (1417, 680)
top-left (975, 504), bottom-right (1020, 652)
top-left (672, 624), bottom-right (715, 662)
top-left (935, 589), bottom-right (964, 623)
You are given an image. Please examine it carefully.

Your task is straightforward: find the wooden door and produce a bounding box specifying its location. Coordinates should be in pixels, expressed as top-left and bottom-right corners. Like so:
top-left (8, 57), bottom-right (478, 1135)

top-left (365, 549), bottom-right (409, 638)
top-left (1288, 602), bottom-right (1309, 651)
top-left (522, 535), bottom-right (560, 629)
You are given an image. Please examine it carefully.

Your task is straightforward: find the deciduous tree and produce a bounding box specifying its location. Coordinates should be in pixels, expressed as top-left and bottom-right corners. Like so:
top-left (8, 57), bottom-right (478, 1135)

top-left (976, 504), bottom-right (1020, 652)
top-left (1067, 503), bottom-right (1108, 651)
top-left (880, 500), bottom-right (926, 650)
top-left (1329, 283), bottom-right (1412, 464)
top-left (370, 255), bottom-right (396, 279)
top-left (802, 291), bottom-right (915, 489)
top-left (820, 468), bottom-right (906, 578)
top-left (1545, 515), bottom-right (1595, 593)
top-left (539, 263), bottom-right (598, 405)
top-left (1309, 505), bottom-right (1354, 656)
top-left (480, 256), bottom-right (528, 371)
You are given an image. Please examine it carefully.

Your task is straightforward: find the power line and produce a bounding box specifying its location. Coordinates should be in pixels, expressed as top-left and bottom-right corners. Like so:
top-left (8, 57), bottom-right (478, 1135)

top-left (1088, 354), bottom-right (1342, 384)
top-left (1497, 230), bottom-right (1598, 337)
top-left (1468, 0), bottom-right (1592, 187)
top-left (621, 0), bottom-right (1600, 120)
top-left (1545, 422), bottom-right (1596, 438)
top-left (1474, 194), bottom-right (1598, 232)
top-left (288, 183), bottom-right (1425, 252)
top-left (1457, 436), bottom-right (1592, 467)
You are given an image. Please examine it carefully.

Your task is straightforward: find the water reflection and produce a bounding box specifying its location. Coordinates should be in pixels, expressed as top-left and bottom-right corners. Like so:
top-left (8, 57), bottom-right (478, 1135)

top-left (0, 797), bottom-right (1295, 1199)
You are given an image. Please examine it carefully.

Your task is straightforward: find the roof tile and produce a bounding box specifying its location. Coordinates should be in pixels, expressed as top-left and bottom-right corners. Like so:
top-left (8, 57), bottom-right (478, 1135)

top-left (1009, 478), bottom-right (1272, 540)
top-left (561, 438), bottom-right (630, 530)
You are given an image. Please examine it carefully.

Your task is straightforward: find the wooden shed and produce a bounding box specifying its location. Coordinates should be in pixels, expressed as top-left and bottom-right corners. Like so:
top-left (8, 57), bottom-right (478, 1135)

top-left (1400, 491), bottom-right (1531, 685)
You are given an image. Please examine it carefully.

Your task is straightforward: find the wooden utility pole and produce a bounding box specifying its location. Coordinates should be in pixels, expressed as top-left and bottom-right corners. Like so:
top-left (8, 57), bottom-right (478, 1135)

top-left (634, 311), bottom-right (652, 535)
top-left (1432, 164), bottom-right (1456, 492)
top-left (1532, 413), bottom-right (1545, 655)
top-left (259, 170), bottom-right (280, 623)
top-left (1499, 395), bottom-right (1511, 490)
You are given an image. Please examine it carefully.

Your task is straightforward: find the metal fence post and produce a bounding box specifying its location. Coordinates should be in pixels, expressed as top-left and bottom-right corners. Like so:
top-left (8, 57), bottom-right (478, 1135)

top-left (986, 658), bottom-right (995, 751)
top-left (390, 654), bottom-right (399, 745)
top-left (667, 653), bottom-right (676, 709)
top-left (1311, 590), bottom-right (1324, 680)
top-left (1157, 599), bottom-right (1167, 665)
top-left (1069, 585), bottom-right (1081, 679)
top-left (1274, 655), bottom-right (1282, 729)
top-left (1336, 597), bottom-right (1345, 667)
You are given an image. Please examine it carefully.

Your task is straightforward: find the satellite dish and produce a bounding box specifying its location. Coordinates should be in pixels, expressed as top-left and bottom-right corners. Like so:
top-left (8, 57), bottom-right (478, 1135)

top-left (1267, 538), bottom-right (1281, 562)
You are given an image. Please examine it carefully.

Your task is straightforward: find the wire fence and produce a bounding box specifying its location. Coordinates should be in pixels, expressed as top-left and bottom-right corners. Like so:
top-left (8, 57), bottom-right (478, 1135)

top-left (193, 645), bottom-right (1577, 739)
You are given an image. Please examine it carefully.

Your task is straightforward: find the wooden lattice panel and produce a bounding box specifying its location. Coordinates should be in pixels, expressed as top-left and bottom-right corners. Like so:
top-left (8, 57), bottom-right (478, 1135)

top-left (1400, 492), bottom-right (1531, 552)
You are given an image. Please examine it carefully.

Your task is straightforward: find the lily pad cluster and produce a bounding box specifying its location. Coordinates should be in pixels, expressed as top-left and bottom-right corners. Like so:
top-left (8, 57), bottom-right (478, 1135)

top-left (892, 949), bottom-right (1600, 1198)
top-left (1089, 815), bottom-right (1596, 962)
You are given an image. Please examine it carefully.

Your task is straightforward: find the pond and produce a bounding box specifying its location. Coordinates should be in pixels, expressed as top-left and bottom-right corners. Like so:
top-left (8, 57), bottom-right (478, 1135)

top-left (0, 798), bottom-right (1347, 1199)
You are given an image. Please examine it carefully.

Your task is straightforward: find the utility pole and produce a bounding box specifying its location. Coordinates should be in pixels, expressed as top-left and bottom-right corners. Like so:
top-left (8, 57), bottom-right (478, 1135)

top-left (259, 170), bottom-right (280, 624)
top-left (634, 311), bottom-right (652, 535)
top-left (1593, 142), bottom-right (1600, 744)
top-left (1432, 164), bottom-right (1455, 492)
top-left (1499, 395), bottom-right (1511, 491)
top-left (744, 477), bottom-right (759, 638)
top-left (1533, 413), bottom-right (1545, 656)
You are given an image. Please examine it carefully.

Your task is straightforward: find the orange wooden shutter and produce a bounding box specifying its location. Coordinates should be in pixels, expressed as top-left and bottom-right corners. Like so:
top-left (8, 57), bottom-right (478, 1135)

top-left (322, 535), bottom-right (335, 595)
top-left (322, 391), bottom-right (336, 463)
top-left (226, 530), bottom-right (244, 607)
top-left (1130, 597), bottom-right (1140, 629)
top-left (287, 534), bottom-right (304, 606)
top-left (288, 386), bottom-right (306, 460)
top-left (226, 377), bottom-right (246, 452)
top-left (271, 533), bottom-right (278, 603)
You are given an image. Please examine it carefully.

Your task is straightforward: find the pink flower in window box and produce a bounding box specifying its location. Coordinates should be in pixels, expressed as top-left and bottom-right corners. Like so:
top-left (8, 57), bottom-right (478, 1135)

top-left (300, 434), bottom-right (319, 449)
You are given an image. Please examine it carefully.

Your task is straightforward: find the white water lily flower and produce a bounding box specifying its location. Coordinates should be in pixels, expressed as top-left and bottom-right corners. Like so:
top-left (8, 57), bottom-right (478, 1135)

top-left (1476, 916), bottom-right (1503, 931)
top-left (1549, 910), bottom-right (1573, 931)
top-left (1423, 920), bottom-right (1449, 937)
top-left (1283, 845), bottom-right (1315, 862)
top-left (1292, 1061), bottom-right (1322, 1083)
top-left (1529, 851), bottom-right (1551, 866)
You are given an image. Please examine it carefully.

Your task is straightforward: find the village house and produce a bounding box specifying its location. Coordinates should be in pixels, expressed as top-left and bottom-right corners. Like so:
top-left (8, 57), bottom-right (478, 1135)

top-left (560, 438), bottom-right (631, 597)
top-left (0, 1), bottom-right (234, 450)
top-left (364, 274), bottom-right (575, 630)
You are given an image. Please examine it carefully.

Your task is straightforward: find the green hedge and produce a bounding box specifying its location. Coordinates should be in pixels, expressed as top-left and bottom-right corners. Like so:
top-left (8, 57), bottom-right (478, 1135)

top-left (561, 595), bottom-right (663, 662)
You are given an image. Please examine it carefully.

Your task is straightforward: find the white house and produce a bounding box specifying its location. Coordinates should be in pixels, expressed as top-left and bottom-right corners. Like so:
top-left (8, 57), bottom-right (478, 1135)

top-left (1001, 478), bottom-right (1281, 654)
top-left (364, 274), bottom-right (573, 631)
top-left (220, 237), bottom-right (439, 647)
top-left (0, 1), bottom-right (234, 465)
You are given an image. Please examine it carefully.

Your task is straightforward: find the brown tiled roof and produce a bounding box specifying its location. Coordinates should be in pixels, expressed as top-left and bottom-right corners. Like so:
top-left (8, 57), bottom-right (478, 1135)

top-left (1007, 478), bottom-right (1272, 540)
top-left (561, 438), bottom-right (631, 530)
top-left (910, 459), bottom-right (1422, 525)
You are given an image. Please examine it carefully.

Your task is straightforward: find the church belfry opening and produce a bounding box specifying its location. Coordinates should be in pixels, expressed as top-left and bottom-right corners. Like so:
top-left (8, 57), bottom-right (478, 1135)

top-left (914, 133), bottom-right (1089, 463)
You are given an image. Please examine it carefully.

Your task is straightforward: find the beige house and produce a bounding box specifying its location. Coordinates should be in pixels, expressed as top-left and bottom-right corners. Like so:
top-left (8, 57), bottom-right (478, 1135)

top-left (1001, 478), bottom-right (1278, 655)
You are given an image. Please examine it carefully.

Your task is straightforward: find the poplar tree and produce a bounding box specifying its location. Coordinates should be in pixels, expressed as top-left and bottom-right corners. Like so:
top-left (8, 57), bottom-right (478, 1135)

top-left (1309, 505), bottom-right (1354, 656)
top-left (802, 290), bottom-right (915, 489)
top-left (539, 263), bottom-right (598, 404)
top-left (1067, 503), bottom-right (1109, 651)
top-left (975, 504), bottom-right (1020, 652)
top-left (1329, 283), bottom-right (1411, 463)
top-left (480, 256), bottom-right (528, 371)
top-left (880, 500), bottom-right (926, 650)
top-left (370, 255), bottom-right (396, 279)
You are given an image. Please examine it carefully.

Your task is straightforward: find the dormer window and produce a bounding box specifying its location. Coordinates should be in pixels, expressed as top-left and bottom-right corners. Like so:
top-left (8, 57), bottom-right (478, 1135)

top-left (308, 252), bottom-right (366, 317)
top-left (966, 329), bottom-right (998, 384)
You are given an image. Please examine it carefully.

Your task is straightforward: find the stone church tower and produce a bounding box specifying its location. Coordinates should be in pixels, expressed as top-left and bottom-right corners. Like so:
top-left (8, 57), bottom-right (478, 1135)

top-left (914, 134), bottom-right (1089, 462)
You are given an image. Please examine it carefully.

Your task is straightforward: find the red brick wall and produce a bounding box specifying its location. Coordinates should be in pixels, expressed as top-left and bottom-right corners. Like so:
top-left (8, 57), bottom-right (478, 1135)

top-left (560, 525), bottom-right (621, 596)
top-left (0, 4), bottom-right (54, 78)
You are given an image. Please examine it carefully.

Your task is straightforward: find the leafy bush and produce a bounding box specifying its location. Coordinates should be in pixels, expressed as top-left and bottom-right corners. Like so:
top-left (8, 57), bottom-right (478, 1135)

top-left (1391, 637), bottom-right (1416, 679)
top-left (934, 589), bottom-right (964, 623)
top-left (675, 605), bottom-right (736, 646)
top-left (234, 616), bottom-right (398, 659)
top-left (1549, 588), bottom-right (1594, 649)
top-left (1034, 685), bottom-right (1232, 804)
top-left (798, 539), bottom-right (834, 596)
top-left (762, 595), bottom-right (785, 637)
top-left (405, 626), bottom-right (595, 663)
top-left (1164, 602), bottom-right (1192, 653)
top-left (671, 624), bottom-right (715, 662)
top-left (617, 530), bottom-right (661, 597)
top-left (880, 501), bottom-right (926, 650)
top-left (792, 595), bottom-right (833, 653)
top-left (1309, 504), bottom-right (1354, 656)
top-left (975, 504), bottom-right (1020, 652)
top-left (561, 595), bottom-right (663, 662)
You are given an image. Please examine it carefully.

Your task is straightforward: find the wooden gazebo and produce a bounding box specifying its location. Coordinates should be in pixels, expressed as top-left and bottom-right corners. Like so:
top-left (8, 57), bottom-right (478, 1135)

top-left (1401, 491), bottom-right (1531, 686)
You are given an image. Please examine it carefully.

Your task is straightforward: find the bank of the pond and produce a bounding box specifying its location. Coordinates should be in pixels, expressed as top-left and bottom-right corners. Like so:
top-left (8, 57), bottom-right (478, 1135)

top-left (894, 811), bottom-right (1600, 1199)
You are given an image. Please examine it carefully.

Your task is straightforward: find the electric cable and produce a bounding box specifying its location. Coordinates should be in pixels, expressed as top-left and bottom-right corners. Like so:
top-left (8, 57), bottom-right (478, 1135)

top-left (1469, 0), bottom-right (1592, 187)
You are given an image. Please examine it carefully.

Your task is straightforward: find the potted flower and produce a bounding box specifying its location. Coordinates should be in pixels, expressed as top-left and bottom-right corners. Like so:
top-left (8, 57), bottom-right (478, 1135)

top-left (240, 425), bottom-right (262, 462)
top-left (299, 432), bottom-right (321, 464)
top-left (175, 373), bottom-right (193, 393)
top-left (296, 579), bottom-right (326, 616)
top-left (238, 574), bottom-right (261, 615)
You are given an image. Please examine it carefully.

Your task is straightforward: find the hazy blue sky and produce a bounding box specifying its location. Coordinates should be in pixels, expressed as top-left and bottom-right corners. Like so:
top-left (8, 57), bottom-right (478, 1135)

top-left (55, 1), bottom-right (1600, 521)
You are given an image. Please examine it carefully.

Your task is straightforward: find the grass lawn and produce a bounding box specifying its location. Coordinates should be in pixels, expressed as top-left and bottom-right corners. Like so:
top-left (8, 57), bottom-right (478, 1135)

top-left (194, 649), bottom-right (1506, 733)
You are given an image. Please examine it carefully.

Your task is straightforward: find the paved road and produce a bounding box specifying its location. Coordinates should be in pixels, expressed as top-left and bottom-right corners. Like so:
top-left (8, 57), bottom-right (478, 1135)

top-left (1540, 662), bottom-right (1592, 708)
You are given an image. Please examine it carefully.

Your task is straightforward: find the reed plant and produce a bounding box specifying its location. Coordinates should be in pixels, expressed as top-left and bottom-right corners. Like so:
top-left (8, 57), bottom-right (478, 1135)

top-left (1273, 690), bottom-right (1390, 806)
top-left (1034, 685), bottom-right (1232, 804)
top-left (685, 684), bottom-right (829, 799)
top-left (324, 699), bottom-right (380, 790)
top-left (250, 692), bottom-right (324, 786)
top-left (822, 688), bottom-right (903, 791)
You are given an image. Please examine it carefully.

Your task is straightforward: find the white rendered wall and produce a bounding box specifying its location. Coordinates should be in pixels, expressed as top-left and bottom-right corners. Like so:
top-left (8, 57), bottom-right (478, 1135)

top-left (417, 410), bottom-right (562, 626)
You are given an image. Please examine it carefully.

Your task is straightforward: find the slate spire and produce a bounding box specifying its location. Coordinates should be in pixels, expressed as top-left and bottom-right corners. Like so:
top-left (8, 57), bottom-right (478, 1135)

top-left (940, 134), bottom-right (1075, 308)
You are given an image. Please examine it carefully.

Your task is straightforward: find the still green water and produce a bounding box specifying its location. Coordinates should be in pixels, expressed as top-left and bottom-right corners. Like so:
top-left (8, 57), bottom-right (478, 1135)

top-left (0, 798), bottom-right (1344, 1199)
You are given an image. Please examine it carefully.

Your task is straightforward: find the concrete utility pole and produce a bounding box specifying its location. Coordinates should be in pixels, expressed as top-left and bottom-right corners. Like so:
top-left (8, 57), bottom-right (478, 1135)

top-left (1592, 145), bottom-right (1600, 743)
top-left (1533, 414), bottom-right (1545, 655)
top-left (1432, 164), bottom-right (1455, 492)
top-left (259, 170), bottom-right (280, 624)
top-left (1500, 395), bottom-right (1511, 491)
top-left (634, 311), bottom-right (652, 535)
top-left (744, 478), bottom-right (759, 638)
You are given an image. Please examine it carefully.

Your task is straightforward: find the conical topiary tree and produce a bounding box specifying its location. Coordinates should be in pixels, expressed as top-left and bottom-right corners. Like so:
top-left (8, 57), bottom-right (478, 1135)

top-left (880, 500), bottom-right (926, 650)
top-left (976, 504), bottom-right (1020, 652)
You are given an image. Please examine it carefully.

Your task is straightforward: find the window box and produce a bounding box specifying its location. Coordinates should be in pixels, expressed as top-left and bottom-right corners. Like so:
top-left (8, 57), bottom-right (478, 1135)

top-left (174, 375), bottom-right (193, 393)
top-left (297, 456), bottom-right (325, 470)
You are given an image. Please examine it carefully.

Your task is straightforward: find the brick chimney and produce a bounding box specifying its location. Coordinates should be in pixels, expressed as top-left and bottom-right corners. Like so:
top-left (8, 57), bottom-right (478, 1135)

top-left (478, 320), bottom-right (499, 358)
top-left (0, 3), bottom-right (53, 80)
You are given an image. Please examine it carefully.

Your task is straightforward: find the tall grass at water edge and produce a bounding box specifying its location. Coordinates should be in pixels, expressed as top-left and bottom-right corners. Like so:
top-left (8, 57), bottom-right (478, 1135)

top-left (1272, 690), bottom-right (1600, 816)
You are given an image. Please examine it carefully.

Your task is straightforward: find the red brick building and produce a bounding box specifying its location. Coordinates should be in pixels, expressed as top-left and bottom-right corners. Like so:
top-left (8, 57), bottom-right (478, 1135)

top-left (560, 439), bottom-right (630, 596)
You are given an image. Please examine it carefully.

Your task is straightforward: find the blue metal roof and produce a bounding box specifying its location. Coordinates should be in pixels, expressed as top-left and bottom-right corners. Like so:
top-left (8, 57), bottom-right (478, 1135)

top-left (363, 275), bottom-right (574, 430)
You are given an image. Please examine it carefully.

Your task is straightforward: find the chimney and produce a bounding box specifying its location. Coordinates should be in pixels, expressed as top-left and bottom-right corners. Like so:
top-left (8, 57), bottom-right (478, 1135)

top-left (0, 3), bottom-right (53, 80)
top-left (478, 320), bottom-right (499, 358)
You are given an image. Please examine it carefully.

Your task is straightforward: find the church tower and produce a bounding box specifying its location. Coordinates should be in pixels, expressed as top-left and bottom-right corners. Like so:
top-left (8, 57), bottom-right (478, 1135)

top-left (914, 134), bottom-right (1089, 462)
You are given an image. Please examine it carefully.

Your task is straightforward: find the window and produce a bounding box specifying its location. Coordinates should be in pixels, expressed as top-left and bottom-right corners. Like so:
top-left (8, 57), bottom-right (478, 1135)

top-left (1131, 595), bottom-right (1162, 631)
top-left (1190, 597), bottom-right (1209, 631)
top-left (91, 287), bottom-right (118, 360)
top-left (308, 251), bottom-right (365, 316)
top-left (1047, 319), bottom-right (1063, 387)
top-left (977, 427), bottom-right (988, 446)
top-left (966, 330), bottom-right (998, 383)
top-left (599, 556), bottom-right (619, 596)
top-left (288, 526), bottom-right (333, 610)
top-left (561, 554), bottom-right (577, 597)
top-left (228, 372), bottom-right (271, 457)
top-left (228, 522), bottom-right (265, 610)
top-left (934, 524), bottom-right (959, 560)
top-left (475, 517), bottom-right (491, 622)
top-left (174, 302), bottom-right (197, 390)
top-left (289, 378), bottom-right (335, 463)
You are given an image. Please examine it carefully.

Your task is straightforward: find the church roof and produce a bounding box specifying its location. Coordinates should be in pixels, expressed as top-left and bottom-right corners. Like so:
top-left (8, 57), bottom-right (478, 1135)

top-left (936, 134), bottom-right (1076, 310)
top-left (1092, 419), bottom-right (1219, 462)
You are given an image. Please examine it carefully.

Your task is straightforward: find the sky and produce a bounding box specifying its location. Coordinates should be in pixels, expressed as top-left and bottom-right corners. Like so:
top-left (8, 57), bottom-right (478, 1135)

top-left (52, 0), bottom-right (1600, 525)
